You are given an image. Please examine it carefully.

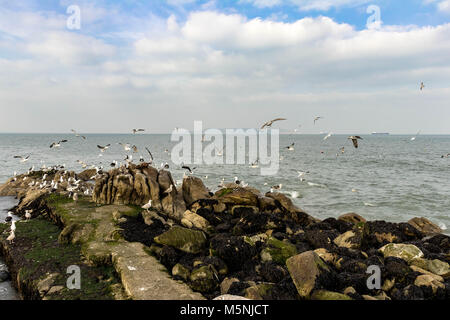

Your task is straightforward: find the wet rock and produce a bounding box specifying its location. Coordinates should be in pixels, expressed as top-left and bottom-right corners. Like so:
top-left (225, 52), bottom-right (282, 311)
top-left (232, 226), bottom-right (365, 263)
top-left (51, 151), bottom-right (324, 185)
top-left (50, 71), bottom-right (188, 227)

top-left (333, 230), bottom-right (362, 249)
top-left (258, 262), bottom-right (289, 283)
top-left (231, 205), bottom-right (259, 216)
top-left (172, 263), bottom-right (191, 282)
top-left (258, 196), bottom-right (279, 213)
top-left (214, 188), bottom-right (259, 208)
top-left (189, 265), bottom-right (218, 293)
top-left (414, 275), bottom-right (445, 294)
top-left (210, 234), bottom-right (258, 272)
top-left (161, 186), bottom-right (187, 222)
top-left (410, 258), bottom-right (450, 279)
top-left (338, 213), bottom-right (366, 225)
top-left (260, 237), bottom-right (297, 265)
top-left (181, 210), bottom-right (210, 231)
top-left (408, 217), bottom-right (442, 236)
top-left (384, 257), bottom-right (417, 286)
top-left (182, 176), bottom-right (211, 207)
top-left (362, 221), bottom-right (424, 249)
top-left (244, 283), bottom-right (274, 300)
top-left (314, 248), bottom-right (337, 265)
top-left (311, 290), bottom-right (352, 300)
top-left (154, 226), bottom-right (207, 254)
top-left (410, 266), bottom-right (444, 282)
top-left (220, 277), bottom-right (240, 295)
top-left (305, 229), bottom-right (339, 250)
top-left (379, 243), bottom-right (424, 263)
top-left (141, 210), bottom-right (167, 227)
top-left (286, 251), bottom-right (331, 299)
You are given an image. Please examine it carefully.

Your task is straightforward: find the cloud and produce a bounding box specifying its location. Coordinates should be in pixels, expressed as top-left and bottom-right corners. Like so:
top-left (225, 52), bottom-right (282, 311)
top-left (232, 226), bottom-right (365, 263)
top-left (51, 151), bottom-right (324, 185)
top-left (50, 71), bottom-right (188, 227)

top-left (438, 0), bottom-right (450, 12)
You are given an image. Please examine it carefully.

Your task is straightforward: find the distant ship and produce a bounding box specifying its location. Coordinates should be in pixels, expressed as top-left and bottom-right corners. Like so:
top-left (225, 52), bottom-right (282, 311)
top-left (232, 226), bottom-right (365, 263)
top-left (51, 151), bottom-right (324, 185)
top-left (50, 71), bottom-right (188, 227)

top-left (371, 132), bottom-right (390, 136)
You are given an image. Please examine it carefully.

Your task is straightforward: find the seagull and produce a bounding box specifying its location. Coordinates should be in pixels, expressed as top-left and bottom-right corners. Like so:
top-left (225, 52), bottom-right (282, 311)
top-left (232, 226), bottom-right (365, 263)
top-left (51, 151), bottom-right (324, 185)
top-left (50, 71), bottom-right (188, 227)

top-left (10, 221), bottom-right (16, 232)
top-left (5, 212), bottom-right (13, 223)
top-left (6, 231), bottom-right (15, 244)
top-left (14, 155), bottom-right (30, 163)
top-left (323, 132), bottom-right (333, 141)
top-left (97, 144), bottom-right (111, 152)
top-left (71, 129), bottom-right (86, 140)
top-left (77, 160), bottom-right (88, 169)
top-left (182, 165), bottom-right (196, 174)
top-left (119, 143), bottom-right (132, 151)
top-left (161, 162), bottom-right (170, 170)
top-left (420, 82), bottom-right (425, 91)
top-left (411, 131), bottom-right (421, 141)
top-left (270, 184), bottom-right (283, 193)
top-left (250, 159), bottom-right (259, 168)
top-left (314, 117), bottom-right (323, 125)
top-left (50, 140), bottom-right (68, 149)
top-left (132, 145), bottom-right (139, 153)
top-left (73, 193), bottom-right (78, 202)
top-left (163, 185), bottom-right (173, 194)
top-left (261, 118), bottom-right (287, 130)
top-left (348, 136), bottom-right (363, 149)
top-left (25, 210), bottom-right (32, 221)
top-left (286, 143), bottom-right (295, 151)
top-left (132, 129), bottom-right (145, 134)
top-left (441, 154), bottom-right (450, 158)
top-left (110, 160), bottom-right (118, 167)
top-left (297, 171), bottom-right (309, 181)
top-left (141, 200), bottom-right (152, 212)
top-left (234, 177), bottom-right (241, 185)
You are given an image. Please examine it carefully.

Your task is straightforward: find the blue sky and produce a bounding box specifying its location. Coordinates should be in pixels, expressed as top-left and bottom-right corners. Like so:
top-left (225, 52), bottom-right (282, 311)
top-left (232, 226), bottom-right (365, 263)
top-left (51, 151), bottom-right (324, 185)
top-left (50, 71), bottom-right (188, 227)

top-left (0, 0), bottom-right (449, 133)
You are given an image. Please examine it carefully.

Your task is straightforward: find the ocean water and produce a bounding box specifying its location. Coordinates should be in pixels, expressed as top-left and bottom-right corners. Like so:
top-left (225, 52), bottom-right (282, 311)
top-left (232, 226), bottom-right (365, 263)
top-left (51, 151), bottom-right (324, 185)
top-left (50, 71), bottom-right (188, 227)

top-left (0, 133), bottom-right (449, 233)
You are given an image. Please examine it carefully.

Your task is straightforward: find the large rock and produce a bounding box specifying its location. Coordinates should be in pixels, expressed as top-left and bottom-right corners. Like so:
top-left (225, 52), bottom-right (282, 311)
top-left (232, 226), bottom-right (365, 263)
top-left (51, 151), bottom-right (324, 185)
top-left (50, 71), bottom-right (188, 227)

top-left (338, 213), bottom-right (366, 225)
top-left (379, 243), bottom-right (424, 263)
top-left (414, 275), bottom-right (445, 294)
top-left (410, 258), bottom-right (450, 279)
top-left (362, 221), bottom-right (424, 249)
top-left (181, 210), bottom-right (210, 231)
top-left (286, 251), bottom-right (331, 299)
top-left (214, 187), bottom-right (259, 207)
top-left (154, 226), bottom-right (207, 254)
top-left (333, 230), bottom-right (362, 249)
top-left (161, 186), bottom-right (187, 222)
top-left (182, 176), bottom-right (211, 207)
top-left (260, 237), bottom-right (298, 265)
top-left (408, 217), bottom-right (442, 236)
top-left (189, 266), bottom-right (218, 293)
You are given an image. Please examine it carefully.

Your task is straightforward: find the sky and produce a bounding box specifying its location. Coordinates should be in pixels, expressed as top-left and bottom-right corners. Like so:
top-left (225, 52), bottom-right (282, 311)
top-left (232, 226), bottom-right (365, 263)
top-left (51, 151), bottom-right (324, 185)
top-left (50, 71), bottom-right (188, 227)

top-left (0, 0), bottom-right (449, 134)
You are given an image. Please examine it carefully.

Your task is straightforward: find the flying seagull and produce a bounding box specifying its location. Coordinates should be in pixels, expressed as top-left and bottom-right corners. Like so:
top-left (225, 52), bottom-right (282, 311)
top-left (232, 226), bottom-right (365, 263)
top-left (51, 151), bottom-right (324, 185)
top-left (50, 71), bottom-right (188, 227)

top-left (261, 118), bottom-right (287, 130)
top-left (97, 144), bottom-right (111, 152)
top-left (50, 140), bottom-right (68, 149)
top-left (145, 147), bottom-right (154, 162)
top-left (182, 165), bottom-right (196, 174)
top-left (323, 132), bottom-right (333, 141)
top-left (132, 129), bottom-right (145, 134)
top-left (14, 155), bottom-right (30, 163)
top-left (420, 82), bottom-right (425, 91)
top-left (71, 129), bottom-right (86, 140)
top-left (119, 143), bottom-right (132, 151)
top-left (314, 117), bottom-right (323, 125)
top-left (411, 131), bottom-right (421, 141)
top-left (348, 136), bottom-right (363, 149)
top-left (286, 143), bottom-right (295, 151)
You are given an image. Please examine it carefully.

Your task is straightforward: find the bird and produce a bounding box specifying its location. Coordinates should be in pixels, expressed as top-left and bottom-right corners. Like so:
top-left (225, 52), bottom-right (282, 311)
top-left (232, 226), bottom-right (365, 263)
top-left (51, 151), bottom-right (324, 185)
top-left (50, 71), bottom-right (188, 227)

top-left (10, 220), bottom-right (16, 232)
top-left (323, 132), bottom-right (333, 141)
top-left (132, 129), bottom-right (145, 134)
top-left (25, 210), bottom-right (32, 221)
top-left (5, 212), bottom-right (13, 223)
top-left (50, 140), bottom-right (68, 149)
top-left (97, 144), bottom-right (111, 152)
top-left (163, 185), bottom-right (173, 194)
top-left (270, 184), bottom-right (283, 193)
top-left (141, 200), bottom-right (153, 212)
top-left (77, 160), bottom-right (88, 169)
top-left (297, 171), bottom-right (309, 181)
top-left (110, 160), bottom-right (118, 167)
top-left (71, 129), bottom-right (86, 140)
top-left (6, 231), bottom-right (15, 244)
top-left (261, 118), bottom-right (287, 129)
top-left (132, 145), bottom-right (138, 153)
top-left (161, 163), bottom-right (170, 170)
top-left (411, 131), bottom-right (421, 141)
top-left (314, 117), bottom-right (323, 125)
top-left (182, 165), bottom-right (196, 174)
top-left (420, 82), bottom-right (425, 91)
top-left (441, 154), bottom-right (450, 158)
top-left (119, 143), bottom-right (132, 151)
top-left (348, 136), bottom-right (363, 149)
top-left (73, 193), bottom-right (78, 202)
top-left (286, 143), bottom-right (295, 151)
top-left (14, 155), bottom-right (30, 163)
top-left (250, 159), bottom-right (259, 168)
top-left (145, 147), bottom-right (154, 162)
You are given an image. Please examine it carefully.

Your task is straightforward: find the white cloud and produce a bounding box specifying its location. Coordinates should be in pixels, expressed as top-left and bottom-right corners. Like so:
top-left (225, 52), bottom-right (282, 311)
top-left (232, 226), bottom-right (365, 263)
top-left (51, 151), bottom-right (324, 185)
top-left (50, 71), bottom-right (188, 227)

top-left (438, 0), bottom-right (450, 12)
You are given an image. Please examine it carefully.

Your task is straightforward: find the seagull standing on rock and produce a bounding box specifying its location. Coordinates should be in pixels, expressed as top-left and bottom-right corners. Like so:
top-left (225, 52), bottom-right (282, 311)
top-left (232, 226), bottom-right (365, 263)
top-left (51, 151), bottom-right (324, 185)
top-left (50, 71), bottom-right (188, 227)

top-left (7, 231), bottom-right (15, 244)
top-left (25, 210), bottom-right (32, 221)
top-left (141, 200), bottom-right (152, 212)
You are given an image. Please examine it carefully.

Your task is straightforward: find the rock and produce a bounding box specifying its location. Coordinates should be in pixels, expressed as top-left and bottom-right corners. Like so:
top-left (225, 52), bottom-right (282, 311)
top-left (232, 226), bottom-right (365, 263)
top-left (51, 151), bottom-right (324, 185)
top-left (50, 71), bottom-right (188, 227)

top-left (410, 258), bottom-right (450, 279)
top-left (77, 169), bottom-right (97, 181)
top-left (382, 278), bottom-right (396, 292)
top-left (333, 230), bottom-right (362, 249)
top-left (189, 266), bottom-right (218, 293)
top-left (231, 205), bottom-right (259, 216)
top-left (379, 243), bottom-right (424, 263)
top-left (16, 189), bottom-right (48, 214)
top-left (213, 294), bottom-right (250, 300)
top-left (258, 196), bottom-right (279, 213)
top-left (410, 266), bottom-right (444, 283)
top-left (260, 237), bottom-right (297, 265)
top-left (182, 176), bottom-right (211, 206)
top-left (265, 192), bottom-right (303, 214)
top-left (220, 277), bottom-right (240, 295)
top-left (154, 226), bottom-right (207, 254)
top-left (214, 188), bottom-right (259, 207)
top-left (414, 275), bottom-right (445, 294)
top-left (46, 286), bottom-right (65, 295)
top-left (244, 283), bottom-right (274, 300)
top-left (313, 248), bottom-right (337, 265)
top-left (161, 186), bottom-right (187, 222)
top-left (362, 221), bottom-right (423, 249)
top-left (408, 217), bottom-right (442, 236)
top-left (172, 264), bottom-right (191, 282)
top-left (286, 251), bottom-right (331, 299)
top-left (311, 290), bottom-right (352, 300)
top-left (338, 213), bottom-right (366, 225)
top-left (142, 210), bottom-right (167, 227)
top-left (210, 234), bottom-right (257, 272)
top-left (305, 229), bottom-right (338, 250)
top-left (36, 273), bottom-right (59, 296)
top-left (0, 270), bottom-right (10, 282)
top-left (181, 210), bottom-right (210, 231)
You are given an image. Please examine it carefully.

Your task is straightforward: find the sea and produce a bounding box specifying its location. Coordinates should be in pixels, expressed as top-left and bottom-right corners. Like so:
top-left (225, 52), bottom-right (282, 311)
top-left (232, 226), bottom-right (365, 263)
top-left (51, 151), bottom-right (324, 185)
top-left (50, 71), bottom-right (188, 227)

top-left (0, 133), bottom-right (449, 231)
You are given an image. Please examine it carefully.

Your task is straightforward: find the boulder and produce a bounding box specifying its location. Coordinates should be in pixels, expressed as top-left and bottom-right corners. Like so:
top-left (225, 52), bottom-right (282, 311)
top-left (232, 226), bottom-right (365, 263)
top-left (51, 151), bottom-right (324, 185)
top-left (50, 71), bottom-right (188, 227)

top-left (220, 277), bottom-right (240, 295)
top-left (260, 237), bottom-right (298, 265)
top-left (244, 283), bottom-right (274, 300)
top-left (410, 266), bottom-right (444, 283)
top-left (313, 248), bottom-right (337, 265)
top-left (181, 210), bottom-right (210, 231)
top-left (362, 221), bottom-right (423, 249)
top-left (338, 213), bottom-right (366, 225)
top-left (265, 192), bottom-right (302, 213)
top-left (182, 176), bottom-right (211, 206)
top-left (379, 243), bottom-right (424, 263)
top-left (161, 187), bottom-right (187, 222)
top-left (333, 230), bottom-right (362, 249)
top-left (172, 264), bottom-right (191, 282)
top-left (286, 251), bottom-right (331, 299)
top-left (77, 169), bottom-right (97, 181)
top-left (408, 217), bottom-right (442, 235)
top-left (154, 226), bottom-right (207, 254)
top-left (214, 188), bottom-right (259, 207)
top-left (258, 196), bottom-right (279, 213)
top-left (189, 266), bottom-right (218, 293)
top-left (414, 275), bottom-right (445, 294)
top-left (157, 170), bottom-right (174, 194)
top-left (410, 258), bottom-right (450, 279)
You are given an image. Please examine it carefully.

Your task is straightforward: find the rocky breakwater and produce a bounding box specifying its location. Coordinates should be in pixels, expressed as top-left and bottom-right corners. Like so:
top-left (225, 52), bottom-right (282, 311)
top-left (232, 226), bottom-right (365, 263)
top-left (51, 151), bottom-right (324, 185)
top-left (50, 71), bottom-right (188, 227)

top-left (1, 163), bottom-right (450, 300)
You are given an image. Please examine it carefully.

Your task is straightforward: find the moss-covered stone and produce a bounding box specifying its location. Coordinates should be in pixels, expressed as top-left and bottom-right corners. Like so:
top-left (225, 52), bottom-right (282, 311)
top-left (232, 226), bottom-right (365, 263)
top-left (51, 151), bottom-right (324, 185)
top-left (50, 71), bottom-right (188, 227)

top-left (154, 226), bottom-right (207, 254)
top-left (260, 237), bottom-right (297, 265)
top-left (189, 266), bottom-right (217, 293)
